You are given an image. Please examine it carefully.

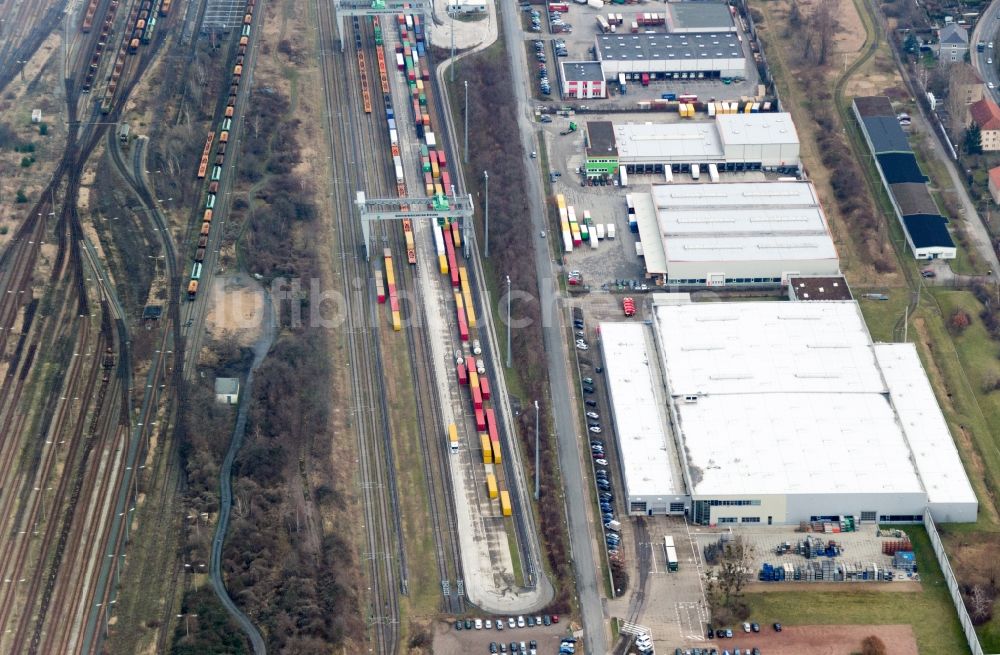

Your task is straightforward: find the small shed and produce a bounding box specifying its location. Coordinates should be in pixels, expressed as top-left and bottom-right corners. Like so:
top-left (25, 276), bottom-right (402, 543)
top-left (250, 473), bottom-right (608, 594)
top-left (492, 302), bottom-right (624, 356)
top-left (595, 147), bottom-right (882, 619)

top-left (215, 377), bottom-right (240, 405)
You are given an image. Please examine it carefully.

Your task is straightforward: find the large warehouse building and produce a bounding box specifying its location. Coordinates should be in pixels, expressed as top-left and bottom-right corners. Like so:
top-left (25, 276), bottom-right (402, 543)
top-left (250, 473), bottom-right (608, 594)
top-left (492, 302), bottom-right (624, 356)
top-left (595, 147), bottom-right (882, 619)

top-left (595, 32), bottom-right (747, 80)
top-left (632, 180), bottom-right (839, 285)
top-left (599, 297), bottom-right (978, 525)
top-left (585, 113), bottom-right (800, 177)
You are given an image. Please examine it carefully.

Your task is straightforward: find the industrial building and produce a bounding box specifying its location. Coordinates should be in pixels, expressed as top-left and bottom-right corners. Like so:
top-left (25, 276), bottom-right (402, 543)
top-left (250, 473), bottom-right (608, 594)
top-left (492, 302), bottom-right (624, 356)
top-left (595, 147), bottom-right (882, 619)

top-left (599, 298), bottom-right (978, 525)
top-left (584, 113), bottom-right (800, 177)
top-left (599, 322), bottom-right (687, 516)
top-left (594, 32), bottom-right (746, 80)
top-left (560, 61), bottom-right (607, 99)
top-left (853, 96), bottom-right (956, 259)
top-left (446, 0), bottom-right (486, 14)
top-left (631, 180), bottom-right (839, 285)
top-left (665, 1), bottom-right (735, 33)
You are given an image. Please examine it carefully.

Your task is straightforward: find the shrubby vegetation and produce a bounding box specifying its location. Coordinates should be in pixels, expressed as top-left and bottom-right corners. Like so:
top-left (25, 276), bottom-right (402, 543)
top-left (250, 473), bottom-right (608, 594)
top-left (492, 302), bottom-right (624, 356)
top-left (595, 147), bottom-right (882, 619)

top-left (458, 47), bottom-right (575, 612)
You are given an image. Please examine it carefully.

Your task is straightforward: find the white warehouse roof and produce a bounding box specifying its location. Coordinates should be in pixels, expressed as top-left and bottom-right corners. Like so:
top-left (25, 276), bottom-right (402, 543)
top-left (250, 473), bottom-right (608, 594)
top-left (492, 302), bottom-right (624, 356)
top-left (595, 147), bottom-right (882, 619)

top-left (716, 113), bottom-right (799, 148)
top-left (874, 343), bottom-right (978, 522)
top-left (613, 122), bottom-right (723, 162)
top-left (651, 301), bottom-right (975, 513)
top-left (599, 322), bottom-right (684, 499)
top-left (663, 235), bottom-right (839, 265)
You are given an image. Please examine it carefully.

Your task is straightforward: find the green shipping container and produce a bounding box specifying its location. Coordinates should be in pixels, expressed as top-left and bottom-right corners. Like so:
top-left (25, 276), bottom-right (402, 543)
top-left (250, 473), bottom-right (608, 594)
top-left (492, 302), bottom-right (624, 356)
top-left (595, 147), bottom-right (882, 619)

top-left (419, 93), bottom-right (427, 106)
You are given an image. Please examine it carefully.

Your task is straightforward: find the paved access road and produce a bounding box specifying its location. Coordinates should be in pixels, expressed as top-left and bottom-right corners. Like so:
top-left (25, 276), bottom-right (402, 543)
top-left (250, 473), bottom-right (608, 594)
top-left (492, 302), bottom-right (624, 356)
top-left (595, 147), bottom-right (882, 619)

top-left (972, 0), bottom-right (1000, 101)
top-left (496, 3), bottom-right (609, 655)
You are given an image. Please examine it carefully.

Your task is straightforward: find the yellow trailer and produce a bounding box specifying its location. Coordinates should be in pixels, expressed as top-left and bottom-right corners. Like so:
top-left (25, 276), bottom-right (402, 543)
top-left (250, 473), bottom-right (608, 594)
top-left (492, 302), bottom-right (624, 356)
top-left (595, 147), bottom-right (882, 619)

top-left (491, 438), bottom-right (502, 464)
top-left (500, 490), bottom-right (512, 516)
top-left (486, 473), bottom-right (498, 499)
top-left (480, 433), bottom-right (493, 464)
top-left (448, 423), bottom-right (459, 454)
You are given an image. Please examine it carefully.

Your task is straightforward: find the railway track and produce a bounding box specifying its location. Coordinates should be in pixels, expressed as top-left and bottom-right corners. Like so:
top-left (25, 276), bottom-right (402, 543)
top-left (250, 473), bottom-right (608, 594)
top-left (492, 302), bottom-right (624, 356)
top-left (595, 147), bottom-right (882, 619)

top-left (0, 1), bottom-right (173, 650)
top-left (358, 25), bottom-right (466, 614)
top-left (317, 5), bottom-right (404, 653)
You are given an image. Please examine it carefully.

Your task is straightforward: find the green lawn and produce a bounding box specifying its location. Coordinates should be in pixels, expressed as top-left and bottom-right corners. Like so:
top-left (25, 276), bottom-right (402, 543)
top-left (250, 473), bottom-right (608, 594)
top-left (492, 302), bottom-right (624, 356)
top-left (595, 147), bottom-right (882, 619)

top-left (745, 528), bottom-right (967, 654)
top-left (854, 288), bottom-right (910, 342)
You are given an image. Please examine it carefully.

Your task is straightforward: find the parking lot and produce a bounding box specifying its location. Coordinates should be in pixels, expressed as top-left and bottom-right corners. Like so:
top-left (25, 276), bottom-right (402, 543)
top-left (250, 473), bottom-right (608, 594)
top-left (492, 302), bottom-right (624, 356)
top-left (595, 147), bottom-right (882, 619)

top-left (518, 0), bottom-right (763, 109)
top-left (431, 615), bottom-right (577, 655)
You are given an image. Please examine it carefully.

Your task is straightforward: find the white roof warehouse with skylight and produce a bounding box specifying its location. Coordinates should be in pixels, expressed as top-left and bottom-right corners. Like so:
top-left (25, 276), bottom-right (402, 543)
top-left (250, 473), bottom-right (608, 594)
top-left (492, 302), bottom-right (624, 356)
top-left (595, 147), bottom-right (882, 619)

top-left (599, 322), bottom-right (687, 515)
top-left (636, 180), bottom-right (840, 285)
top-left (599, 297), bottom-right (977, 525)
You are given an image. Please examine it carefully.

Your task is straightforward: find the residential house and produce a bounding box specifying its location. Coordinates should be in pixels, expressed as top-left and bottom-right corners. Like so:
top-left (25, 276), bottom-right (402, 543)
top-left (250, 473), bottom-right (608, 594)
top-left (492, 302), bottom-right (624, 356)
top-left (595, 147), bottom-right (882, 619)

top-left (969, 97), bottom-right (1000, 151)
top-left (937, 23), bottom-right (969, 64)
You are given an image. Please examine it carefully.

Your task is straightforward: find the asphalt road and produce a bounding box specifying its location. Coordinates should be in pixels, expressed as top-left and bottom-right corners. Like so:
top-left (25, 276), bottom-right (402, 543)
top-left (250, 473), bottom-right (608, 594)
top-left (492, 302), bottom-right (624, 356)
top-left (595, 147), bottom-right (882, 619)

top-left (497, 3), bottom-right (608, 654)
top-left (972, 1), bottom-right (1000, 101)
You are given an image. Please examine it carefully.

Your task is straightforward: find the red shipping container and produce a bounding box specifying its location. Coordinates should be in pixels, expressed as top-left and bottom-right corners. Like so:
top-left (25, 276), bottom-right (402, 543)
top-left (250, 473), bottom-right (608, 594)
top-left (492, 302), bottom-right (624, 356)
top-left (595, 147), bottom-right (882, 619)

top-left (466, 355), bottom-right (476, 373)
top-left (457, 362), bottom-right (468, 385)
top-left (441, 171), bottom-right (451, 193)
top-left (472, 386), bottom-right (483, 410)
top-left (480, 376), bottom-right (491, 400)
top-left (425, 171), bottom-right (433, 186)
top-left (457, 310), bottom-right (469, 342)
top-left (429, 150), bottom-right (438, 165)
top-left (422, 63), bottom-right (430, 81)
top-left (486, 408), bottom-right (499, 443)
top-left (475, 407), bottom-right (486, 431)
top-left (438, 150), bottom-right (447, 168)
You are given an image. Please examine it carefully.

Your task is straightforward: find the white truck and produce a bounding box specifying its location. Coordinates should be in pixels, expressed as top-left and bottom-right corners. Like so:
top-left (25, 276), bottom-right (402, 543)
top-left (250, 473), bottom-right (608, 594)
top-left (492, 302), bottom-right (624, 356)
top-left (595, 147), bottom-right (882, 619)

top-left (606, 223), bottom-right (616, 239)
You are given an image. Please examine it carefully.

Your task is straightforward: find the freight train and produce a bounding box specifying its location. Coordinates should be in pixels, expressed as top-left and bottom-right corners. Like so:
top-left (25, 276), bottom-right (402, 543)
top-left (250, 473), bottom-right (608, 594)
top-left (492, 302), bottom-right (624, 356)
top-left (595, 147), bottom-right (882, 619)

top-left (188, 0), bottom-right (256, 299)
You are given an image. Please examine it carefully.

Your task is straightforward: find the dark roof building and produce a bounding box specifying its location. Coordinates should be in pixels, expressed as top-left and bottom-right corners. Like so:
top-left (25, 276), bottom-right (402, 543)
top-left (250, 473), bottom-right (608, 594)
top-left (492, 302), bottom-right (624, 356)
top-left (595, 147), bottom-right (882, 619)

top-left (586, 121), bottom-right (618, 158)
top-left (853, 96), bottom-right (895, 119)
top-left (665, 1), bottom-right (735, 32)
top-left (562, 61), bottom-right (605, 82)
top-left (902, 214), bottom-right (954, 250)
top-left (876, 153), bottom-right (927, 184)
top-left (860, 116), bottom-right (911, 154)
top-left (787, 276), bottom-right (853, 301)
top-left (889, 182), bottom-right (940, 217)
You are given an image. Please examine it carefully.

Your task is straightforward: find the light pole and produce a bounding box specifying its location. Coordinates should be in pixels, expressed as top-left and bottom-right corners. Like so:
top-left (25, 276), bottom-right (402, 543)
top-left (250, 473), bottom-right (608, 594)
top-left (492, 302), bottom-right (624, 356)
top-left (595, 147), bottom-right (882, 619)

top-left (464, 81), bottom-right (469, 164)
top-left (505, 275), bottom-right (512, 368)
top-left (534, 400), bottom-right (540, 500)
top-left (177, 613), bottom-right (198, 638)
top-left (484, 171), bottom-right (489, 257)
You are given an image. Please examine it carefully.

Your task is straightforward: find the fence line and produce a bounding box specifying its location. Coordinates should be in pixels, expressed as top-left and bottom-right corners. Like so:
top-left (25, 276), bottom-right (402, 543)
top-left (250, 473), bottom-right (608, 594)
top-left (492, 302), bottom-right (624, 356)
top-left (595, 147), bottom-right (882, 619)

top-left (924, 510), bottom-right (986, 655)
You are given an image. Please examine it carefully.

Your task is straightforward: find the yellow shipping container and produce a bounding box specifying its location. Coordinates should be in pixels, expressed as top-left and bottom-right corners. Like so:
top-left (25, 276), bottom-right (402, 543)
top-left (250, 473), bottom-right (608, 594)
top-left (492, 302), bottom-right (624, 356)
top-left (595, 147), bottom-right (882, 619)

top-left (448, 423), bottom-right (459, 453)
top-left (486, 473), bottom-right (498, 499)
top-left (556, 194), bottom-right (566, 211)
top-left (464, 288), bottom-right (476, 327)
top-left (500, 490), bottom-right (512, 516)
top-left (438, 254), bottom-right (448, 275)
top-left (491, 438), bottom-right (502, 464)
top-left (391, 310), bottom-right (401, 332)
top-left (468, 367), bottom-right (479, 392)
top-left (480, 433), bottom-right (493, 464)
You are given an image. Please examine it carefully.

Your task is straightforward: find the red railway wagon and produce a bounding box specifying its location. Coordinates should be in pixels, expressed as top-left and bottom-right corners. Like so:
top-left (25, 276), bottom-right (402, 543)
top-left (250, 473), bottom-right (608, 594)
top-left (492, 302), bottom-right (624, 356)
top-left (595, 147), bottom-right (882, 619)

top-left (441, 171), bottom-right (452, 194)
top-left (472, 385), bottom-right (483, 410)
top-left (457, 362), bottom-right (468, 384)
top-left (456, 304), bottom-right (469, 341)
top-left (444, 228), bottom-right (459, 287)
top-left (474, 406), bottom-right (486, 431)
top-left (486, 408), bottom-right (499, 443)
top-left (480, 376), bottom-right (490, 400)
top-left (439, 150), bottom-right (447, 168)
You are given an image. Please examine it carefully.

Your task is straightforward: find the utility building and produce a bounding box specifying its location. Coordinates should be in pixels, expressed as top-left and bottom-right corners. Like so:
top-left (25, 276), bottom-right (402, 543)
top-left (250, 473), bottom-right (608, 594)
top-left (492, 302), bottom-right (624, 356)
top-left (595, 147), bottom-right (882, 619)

top-left (560, 61), bottom-right (607, 99)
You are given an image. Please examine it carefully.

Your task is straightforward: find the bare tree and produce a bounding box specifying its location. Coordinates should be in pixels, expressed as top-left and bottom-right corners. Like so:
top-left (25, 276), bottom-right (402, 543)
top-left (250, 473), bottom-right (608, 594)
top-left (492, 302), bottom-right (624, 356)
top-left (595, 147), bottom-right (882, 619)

top-left (946, 64), bottom-right (982, 140)
top-left (812, 1), bottom-right (838, 66)
top-left (861, 635), bottom-right (888, 655)
top-left (968, 584), bottom-right (995, 624)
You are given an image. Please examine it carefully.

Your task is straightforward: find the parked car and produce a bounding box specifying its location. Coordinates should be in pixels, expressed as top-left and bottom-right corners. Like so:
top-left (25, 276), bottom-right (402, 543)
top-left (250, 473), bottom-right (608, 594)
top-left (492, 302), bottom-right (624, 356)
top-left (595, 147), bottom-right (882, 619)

top-left (456, 620), bottom-right (463, 630)
top-left (517, 615), bottom-right (526, 628)
top-left (465, 619), bottom-right (473, 629)
top-left (585, 400), bottom-right (597, 407)
top-left (589, 426), bottom-right (602, 433)
top-left (476, 618), bottom-right (483, 629)
top-left (587, 412), bottom-right (600, 420)
top-left (751, 622), bottom-right (759, 632)
top-left (595, 458), bottom-right (608, 466)
top-left (773, 623), bottom-right (782, 632)
top-left (508, 617), bottom-right (516, 628)
top-left (742, 622), bottom-right (751, 633)
top-left (575, 342), bottom-right (588, 350)
top-left (486, 619), bottom-right (493, 629)
top-left (490, 643), bottom-right (498, 654)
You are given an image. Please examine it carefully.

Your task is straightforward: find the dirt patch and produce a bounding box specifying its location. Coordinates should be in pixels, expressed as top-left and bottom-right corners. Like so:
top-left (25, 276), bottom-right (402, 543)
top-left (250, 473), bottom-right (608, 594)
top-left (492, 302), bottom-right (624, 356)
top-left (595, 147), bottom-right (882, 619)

top-left (203, 273), bottom-right (266, 346)
top-left (942, 530), bottom-right (1000, 592)
top-left (721, 624), bottom-right (917, 655)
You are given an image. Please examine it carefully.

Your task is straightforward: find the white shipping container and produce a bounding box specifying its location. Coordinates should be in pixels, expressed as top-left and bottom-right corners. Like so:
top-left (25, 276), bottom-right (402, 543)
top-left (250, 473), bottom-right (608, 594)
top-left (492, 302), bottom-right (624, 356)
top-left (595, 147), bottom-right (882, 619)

top-left (591, 236), bottom-right (599, 249)
top-left (433, 224), bottom-right (445, 256)
top-left (708, 163), bottom-right (719, 183)
top-left (426, 132), bottom-right (436, 147)
top-left (396, 53), bottom-right (405, 69)
top-left (620, 166), bottom-right (628, 187)
top-left (595, 224), bottom-right (605, 240)
top-left (707, 102), bottom-right (716, 117)
top-left (587, 0), bottom-right (603, 8)
top-left (562, 230), bottom-right (574, 253)
top-left (635, 242), bottom-right (644, 256)
top-left (691, 163), bottom-right (700, 180)
top-left (395, 164), bottom-right (404, 180)
top-left (607, 223), bottom-right (616, 239)
top-left (405, 14), bottom-right (413, 29)
top-left (389, 129), bottom-right (398, 145)
top-left (664, 166), bottom-right (673, 183)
